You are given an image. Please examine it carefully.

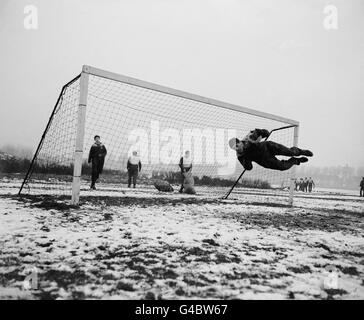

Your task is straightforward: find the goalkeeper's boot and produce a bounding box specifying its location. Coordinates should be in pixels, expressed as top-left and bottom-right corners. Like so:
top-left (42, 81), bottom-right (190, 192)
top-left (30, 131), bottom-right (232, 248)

top-left (300, 149), bottom-right (313, 157)
top-left (290, 147), bottom-right (313, 157)
top-left (297, 157), bottom-right (308, 164)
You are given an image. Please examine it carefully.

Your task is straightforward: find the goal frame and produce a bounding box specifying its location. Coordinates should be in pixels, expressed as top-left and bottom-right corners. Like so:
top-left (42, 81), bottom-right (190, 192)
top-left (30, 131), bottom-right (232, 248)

top-left (18, 65), bottom-right (299, 205)
top-left (70, 65), bottom-right (299, 205)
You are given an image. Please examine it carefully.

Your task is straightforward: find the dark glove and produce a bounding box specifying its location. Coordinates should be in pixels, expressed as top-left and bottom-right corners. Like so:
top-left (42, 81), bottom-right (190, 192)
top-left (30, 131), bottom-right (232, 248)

top-left (261, 129), bottom-right (270, 138)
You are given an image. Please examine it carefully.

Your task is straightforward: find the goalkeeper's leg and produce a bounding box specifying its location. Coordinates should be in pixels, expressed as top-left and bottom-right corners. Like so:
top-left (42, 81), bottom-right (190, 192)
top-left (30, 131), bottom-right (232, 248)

top-left (90, 163), bottom-right (98, 189)
top-left (265, 141), bottom-right (313, 157)
top-left (259, 156), bottom-right (308, 171)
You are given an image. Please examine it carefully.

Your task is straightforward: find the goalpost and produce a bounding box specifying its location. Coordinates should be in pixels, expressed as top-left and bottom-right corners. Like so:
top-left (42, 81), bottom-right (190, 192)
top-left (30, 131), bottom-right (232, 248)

top-left (19, 65), bottom-right (299, 205)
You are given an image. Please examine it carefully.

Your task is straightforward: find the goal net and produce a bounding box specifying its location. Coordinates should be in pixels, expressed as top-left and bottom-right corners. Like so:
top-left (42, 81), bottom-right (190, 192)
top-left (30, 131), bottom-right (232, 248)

top-left (19, 65), bottom-right (299, 205)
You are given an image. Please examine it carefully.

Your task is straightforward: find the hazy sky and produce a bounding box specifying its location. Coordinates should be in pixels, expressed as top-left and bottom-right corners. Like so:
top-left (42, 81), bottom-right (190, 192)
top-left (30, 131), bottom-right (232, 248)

top-left (0, 0), bottom-right (363, 167)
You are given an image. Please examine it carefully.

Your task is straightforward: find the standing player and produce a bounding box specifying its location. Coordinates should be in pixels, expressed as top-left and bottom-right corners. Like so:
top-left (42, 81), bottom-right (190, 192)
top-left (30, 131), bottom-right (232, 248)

top-left (308, 177), bottom-right (315, 192)
top-left (299, 178), bottom-right (305, 191)
top-left (88, 135), bottom-right (107, 190)
top-left (179, 150), bottom-right (192, 193)
top-left (360, 177), bottom-right (364, 197)
top-left (127, 151), bottom-right (142, 188)
top-left (229, 129), bottom-right (313, 172)
top-left (304, 177), bottom-right (309, 192)
top-left (294, 178), bottom-right (300, 191)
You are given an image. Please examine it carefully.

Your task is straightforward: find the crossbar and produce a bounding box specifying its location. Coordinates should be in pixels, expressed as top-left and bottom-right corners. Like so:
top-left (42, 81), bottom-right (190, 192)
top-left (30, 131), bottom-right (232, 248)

top-left (82, 65), bottom-right (299, 126)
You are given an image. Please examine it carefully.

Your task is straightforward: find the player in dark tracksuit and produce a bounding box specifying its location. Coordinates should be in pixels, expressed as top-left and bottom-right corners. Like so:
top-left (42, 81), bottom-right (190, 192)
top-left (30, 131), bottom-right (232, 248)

top-left (229, 129), bottom-right (313, 171)
top-left (360, 177), bottom-right (364, 197)
top-left (88, 135), bottom-right (107, 190)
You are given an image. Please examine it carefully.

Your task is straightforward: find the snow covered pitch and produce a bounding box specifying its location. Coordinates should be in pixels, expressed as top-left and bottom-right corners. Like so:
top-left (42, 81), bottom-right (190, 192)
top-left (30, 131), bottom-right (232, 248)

top-left (1, 176), bottom-right (363, 300)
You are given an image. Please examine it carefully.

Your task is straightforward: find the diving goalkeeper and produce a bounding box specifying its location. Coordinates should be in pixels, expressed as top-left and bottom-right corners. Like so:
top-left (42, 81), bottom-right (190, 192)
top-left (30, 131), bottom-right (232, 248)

top-left (229, 129), bottom-right (313, 171)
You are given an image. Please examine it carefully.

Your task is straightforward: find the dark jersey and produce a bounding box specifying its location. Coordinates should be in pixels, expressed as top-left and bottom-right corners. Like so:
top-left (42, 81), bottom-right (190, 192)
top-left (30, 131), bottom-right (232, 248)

top-left (88, 143), bottom-right (107, 163)
top-left (236, 129), bottom-right (270, 170)
top-left (235, 128), bottom-right (306, 172)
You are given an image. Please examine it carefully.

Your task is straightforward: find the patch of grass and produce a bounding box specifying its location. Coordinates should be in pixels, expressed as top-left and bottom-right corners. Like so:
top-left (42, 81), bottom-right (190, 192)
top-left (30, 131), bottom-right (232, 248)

top-left (116, 281), bottom-right (135, 291)
top-left (336, 266), bottom-right (360, 276)
top-left (42, 269), bottom-right (89, 288)
top-left (325, 288), bottom-right (348, 299)
top-left (287, 266), bottom-right (312, 274)
top-left (202, 239), bottom-right (219, 246)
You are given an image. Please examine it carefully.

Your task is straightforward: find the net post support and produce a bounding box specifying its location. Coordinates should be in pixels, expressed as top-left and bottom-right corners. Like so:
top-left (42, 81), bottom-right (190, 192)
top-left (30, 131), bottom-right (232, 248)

top-left (288, 125), bottom-right (299, 206)
top-left (71, 67), bottom-right (90, 205)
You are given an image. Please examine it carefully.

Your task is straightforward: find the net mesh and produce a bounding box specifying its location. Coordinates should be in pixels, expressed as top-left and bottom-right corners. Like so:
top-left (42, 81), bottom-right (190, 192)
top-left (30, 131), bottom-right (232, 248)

top-left (20, 71), bottom-right (297, 203)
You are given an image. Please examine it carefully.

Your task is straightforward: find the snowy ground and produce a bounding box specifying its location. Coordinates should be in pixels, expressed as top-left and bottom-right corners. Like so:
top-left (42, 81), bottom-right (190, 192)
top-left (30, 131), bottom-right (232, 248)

top-left (0, 177), bottom-right (363, 300)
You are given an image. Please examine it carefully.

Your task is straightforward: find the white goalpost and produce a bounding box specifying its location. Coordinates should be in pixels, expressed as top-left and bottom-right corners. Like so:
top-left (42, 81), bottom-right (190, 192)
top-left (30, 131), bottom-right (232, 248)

top-left (19, 65), bottom-right (299, 206)
top-left (71, 70), bottom-right (89, 205)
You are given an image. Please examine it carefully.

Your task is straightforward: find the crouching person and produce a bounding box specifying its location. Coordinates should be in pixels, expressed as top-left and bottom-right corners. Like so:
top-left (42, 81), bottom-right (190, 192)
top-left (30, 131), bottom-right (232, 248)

top-left (182, 170), bottom-right (196, 194)
top-left (127, 151), bottom-right (142, 188)
top-left (179, 151), bottom-right (192, 193)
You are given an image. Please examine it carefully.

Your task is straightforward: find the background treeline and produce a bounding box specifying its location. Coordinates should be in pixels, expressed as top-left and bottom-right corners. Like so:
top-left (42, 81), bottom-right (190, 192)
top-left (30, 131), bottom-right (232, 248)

top-left (151, 171), bottom-right (270, 189)
top-left (0, 150), bottom-right (270, 189)
top-left (2, 148), bottom-right (362, 190)
top-left (0, 153), bottom-right (119, 176)
top-left (3, 147), bottom-right (363, 190)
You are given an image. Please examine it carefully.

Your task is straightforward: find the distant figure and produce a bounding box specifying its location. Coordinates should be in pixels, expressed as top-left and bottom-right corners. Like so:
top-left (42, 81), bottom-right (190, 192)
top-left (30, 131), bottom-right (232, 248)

top-left (294, 178), bottom-right (299, 191)
top-left (179, 150), bottom-right (192, 193)
top-left (88, 135), bottom-right (107, 190)
top-left (229, 129), bottom-right (313, 172)
top-left (308, 177), bottom-right (315, 192)
top-left (304, 177), bottom-right (309, 192)
top-left (299, 178), bottom-right (305, 192)
top-left (127, 151), bottom-right (142, 188)
top-left (360, 177), bottom-right (364, 197)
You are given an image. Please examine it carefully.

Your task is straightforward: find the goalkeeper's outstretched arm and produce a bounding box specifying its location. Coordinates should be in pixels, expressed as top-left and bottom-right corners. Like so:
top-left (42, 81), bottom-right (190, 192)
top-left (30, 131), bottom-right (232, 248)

top-left (245, 128), bottom-right (270, 143)
top-left (237, 156), bottom-right (253, 171)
